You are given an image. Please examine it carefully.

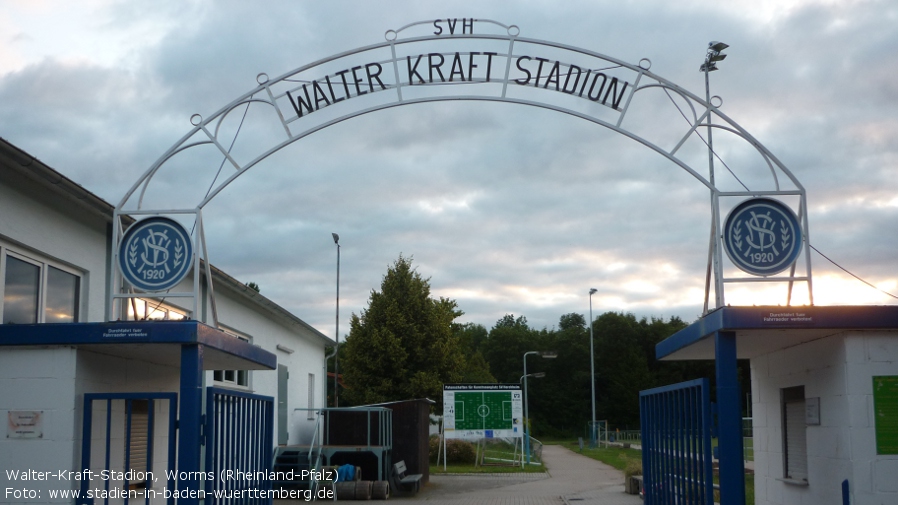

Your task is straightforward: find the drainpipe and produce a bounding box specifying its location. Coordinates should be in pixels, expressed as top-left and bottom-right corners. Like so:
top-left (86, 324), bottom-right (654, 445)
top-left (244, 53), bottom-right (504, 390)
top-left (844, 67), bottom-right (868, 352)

top-left (321, 345), bottom-right (336, 444)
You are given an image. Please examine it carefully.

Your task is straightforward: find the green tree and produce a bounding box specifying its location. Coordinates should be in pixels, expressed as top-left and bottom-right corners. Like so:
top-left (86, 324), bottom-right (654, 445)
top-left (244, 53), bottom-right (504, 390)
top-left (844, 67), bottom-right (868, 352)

top-left (452, 323), bottom-right (496, 383)
top-left (532, 313), bottom-right (592, 436)
top-left (340, 255), bottom-right (465, 408)
top-left (480, 314), bottom-right (540, 383)
top-left (592, 312), bottom-right (654, 429)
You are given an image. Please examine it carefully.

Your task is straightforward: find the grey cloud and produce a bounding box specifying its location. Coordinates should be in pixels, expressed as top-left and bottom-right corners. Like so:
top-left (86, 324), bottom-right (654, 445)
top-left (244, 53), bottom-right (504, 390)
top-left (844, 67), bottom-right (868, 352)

top-left (1, 1), bottom-right (896, 333)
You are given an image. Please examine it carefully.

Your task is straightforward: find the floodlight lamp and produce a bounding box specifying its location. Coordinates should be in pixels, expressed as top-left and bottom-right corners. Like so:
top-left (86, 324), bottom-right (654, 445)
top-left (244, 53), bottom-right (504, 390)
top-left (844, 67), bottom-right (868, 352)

top-left (540, 351), bottom-right (558, 359)
top-left (589, 288), bottom-right (597, 295)
top-left (700, 62), bottom-right (719, 72)
top-left (531, 372), bottom-right (546, 378)
top-left (708, 53), bottom-right (727, 63)
top-left (332, 233), bottom-right (339, 244)
top-left (709, 41), bottom-right (729, 52)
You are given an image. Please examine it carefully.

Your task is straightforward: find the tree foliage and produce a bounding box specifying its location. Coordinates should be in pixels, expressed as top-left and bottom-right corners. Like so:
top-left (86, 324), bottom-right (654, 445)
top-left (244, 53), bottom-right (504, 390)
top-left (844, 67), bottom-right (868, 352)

top-left (340, 255), bottom-right (465, 408)
top-left (466, 311), bottom-right (741, 435)
top-left (452, 322), bottom-right (496, 383)
top-left (337, 256), bottom-right (746, 434)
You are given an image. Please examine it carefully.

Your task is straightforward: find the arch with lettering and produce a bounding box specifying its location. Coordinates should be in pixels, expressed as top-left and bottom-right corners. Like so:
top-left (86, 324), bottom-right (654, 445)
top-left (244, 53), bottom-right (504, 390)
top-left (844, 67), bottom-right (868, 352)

top-left (110, 19), bottom-right (812, 321)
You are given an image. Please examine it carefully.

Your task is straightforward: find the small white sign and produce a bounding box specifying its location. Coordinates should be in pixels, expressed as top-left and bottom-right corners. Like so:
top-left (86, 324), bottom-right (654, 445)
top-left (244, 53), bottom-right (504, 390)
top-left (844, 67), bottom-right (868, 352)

top-left (7, 411), bottom-right (43, 439)
top-left (805, 397), bottom-right (820, 426)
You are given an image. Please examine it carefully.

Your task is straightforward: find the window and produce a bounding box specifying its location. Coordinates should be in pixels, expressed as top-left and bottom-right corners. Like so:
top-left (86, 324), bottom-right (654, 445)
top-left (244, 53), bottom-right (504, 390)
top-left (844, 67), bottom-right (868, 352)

top-left (307, 374), bottom-right (315, 420)
top-left (126, 298), bottom-right (189, 321)
top-left (126, 400), bottom-right (149, 489)
top-left (213, 327), bottom-right (251, 389)
top-left (213, 369), bottom-right (249, 388)
top-left (1, 247), bottom-right (81, 325)
top-left (782, 386), bottom-right (808, 482)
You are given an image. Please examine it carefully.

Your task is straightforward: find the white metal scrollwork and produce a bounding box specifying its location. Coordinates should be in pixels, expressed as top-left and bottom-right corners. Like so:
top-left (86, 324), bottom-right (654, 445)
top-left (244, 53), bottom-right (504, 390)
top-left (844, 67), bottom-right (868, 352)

top-left (108, 19), bottom-right (812, 322)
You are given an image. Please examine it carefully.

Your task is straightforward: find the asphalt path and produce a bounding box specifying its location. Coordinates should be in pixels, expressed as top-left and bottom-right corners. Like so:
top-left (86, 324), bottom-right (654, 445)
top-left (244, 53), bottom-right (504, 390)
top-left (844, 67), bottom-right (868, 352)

top-left (388, 444), bottom-right (644, 504)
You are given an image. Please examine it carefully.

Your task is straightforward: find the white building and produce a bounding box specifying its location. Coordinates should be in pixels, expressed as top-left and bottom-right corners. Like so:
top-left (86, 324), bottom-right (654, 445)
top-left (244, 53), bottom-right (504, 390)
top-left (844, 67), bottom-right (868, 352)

top-left (0, 138), bottom-right (333, 504)
top-left (657, 305), bottom-right (898, 505)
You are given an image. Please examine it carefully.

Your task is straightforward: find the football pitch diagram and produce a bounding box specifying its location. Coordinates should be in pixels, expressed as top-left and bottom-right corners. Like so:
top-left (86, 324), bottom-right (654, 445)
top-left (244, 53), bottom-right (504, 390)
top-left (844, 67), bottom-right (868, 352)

top-left (443, 384), bottom-right (523, 439)
top-left (453, 391), bottom-right (514, 430)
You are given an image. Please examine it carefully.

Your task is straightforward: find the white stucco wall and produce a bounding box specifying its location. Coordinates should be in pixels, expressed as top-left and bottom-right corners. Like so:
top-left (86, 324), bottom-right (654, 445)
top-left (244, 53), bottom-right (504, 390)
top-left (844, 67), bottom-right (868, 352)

top-left (751, 331), bottom-right (898, 505)
top-left (0, 170), bottom-right (109, 324)
top-left (210, 286), bottom-right (326, 446)
top-left (0, 348), bottom-right (79, 505)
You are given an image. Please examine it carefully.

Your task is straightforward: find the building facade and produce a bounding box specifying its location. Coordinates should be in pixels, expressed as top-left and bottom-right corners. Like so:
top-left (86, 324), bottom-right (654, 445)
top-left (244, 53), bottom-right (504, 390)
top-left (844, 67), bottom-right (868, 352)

top-left (0, 138), bottom-right (332, 504)
top-left (656, 306), bottom-right (898, 505)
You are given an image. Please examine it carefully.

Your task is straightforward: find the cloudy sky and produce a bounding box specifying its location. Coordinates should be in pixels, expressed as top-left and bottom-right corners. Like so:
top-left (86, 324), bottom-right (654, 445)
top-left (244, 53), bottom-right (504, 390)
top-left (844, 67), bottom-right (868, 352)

top-left (2, 0), bottom-right (897, 338)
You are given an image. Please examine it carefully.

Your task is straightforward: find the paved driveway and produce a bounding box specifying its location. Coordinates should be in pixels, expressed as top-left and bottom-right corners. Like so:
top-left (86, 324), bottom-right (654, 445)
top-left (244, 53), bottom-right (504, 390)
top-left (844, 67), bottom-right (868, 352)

top-left (389, 444), bottom-right (644, 505)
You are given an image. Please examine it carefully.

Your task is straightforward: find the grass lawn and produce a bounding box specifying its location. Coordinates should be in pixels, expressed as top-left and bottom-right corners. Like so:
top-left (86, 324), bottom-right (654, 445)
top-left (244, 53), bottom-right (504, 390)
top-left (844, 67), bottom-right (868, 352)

top-left (429, 462), bottom-right (547, 474)
top-left (559, 440), bottom-right (642, 472)
top-left (429, 438), bottom-right (547, 474)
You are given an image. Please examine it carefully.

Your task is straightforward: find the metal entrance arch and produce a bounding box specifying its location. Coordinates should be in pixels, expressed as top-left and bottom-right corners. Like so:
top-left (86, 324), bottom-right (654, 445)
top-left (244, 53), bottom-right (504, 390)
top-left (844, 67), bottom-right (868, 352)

top-left (108, 18), bottom-right (813, 321)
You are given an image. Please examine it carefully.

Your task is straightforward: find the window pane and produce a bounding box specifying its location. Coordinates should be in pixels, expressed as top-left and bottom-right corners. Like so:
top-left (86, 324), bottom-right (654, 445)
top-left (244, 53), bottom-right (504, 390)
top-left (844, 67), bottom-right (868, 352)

top-left (4, 256), bottom-right (40, 324)
top-left (46, 266), bottom-right (79, 323)
top-left (127, 299), bottom-right (147, 321)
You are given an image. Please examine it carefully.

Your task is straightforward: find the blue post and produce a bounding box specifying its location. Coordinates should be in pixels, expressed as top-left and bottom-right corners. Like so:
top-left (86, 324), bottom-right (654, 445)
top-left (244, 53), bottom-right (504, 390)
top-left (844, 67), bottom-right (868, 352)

top-left (715, 331), bottom-right (745, 505)
top-left (178, 344), bottom-right (204, 505)
top-left (842, 479), bottom-right (850, 505)
top-left (78, 398), bottom-right (94, 505)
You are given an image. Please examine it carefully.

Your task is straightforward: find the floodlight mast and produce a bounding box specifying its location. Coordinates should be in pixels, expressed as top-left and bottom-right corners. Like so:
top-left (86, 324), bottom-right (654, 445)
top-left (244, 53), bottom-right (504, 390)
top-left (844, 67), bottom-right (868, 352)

top-left (701, 41), bottom-right (728, 314)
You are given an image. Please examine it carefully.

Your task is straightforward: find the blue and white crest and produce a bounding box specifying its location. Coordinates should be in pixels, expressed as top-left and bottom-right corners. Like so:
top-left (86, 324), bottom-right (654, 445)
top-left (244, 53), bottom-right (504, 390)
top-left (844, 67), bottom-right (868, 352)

top-left (723, 198), bottom-right (802, 276)
top-left (118, 217), bottom-right (194, 292)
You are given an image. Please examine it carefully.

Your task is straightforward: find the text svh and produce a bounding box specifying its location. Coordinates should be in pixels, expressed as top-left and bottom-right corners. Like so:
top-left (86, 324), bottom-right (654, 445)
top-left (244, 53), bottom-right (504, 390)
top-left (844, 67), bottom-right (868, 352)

top-left (286, 52), bottom-right (631, 119)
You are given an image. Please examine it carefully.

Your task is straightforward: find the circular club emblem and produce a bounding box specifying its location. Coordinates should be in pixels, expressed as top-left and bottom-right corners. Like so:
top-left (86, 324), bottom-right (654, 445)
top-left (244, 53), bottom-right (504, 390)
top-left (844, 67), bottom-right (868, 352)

top-left (724, 198), bottom-right (802, 276)
top-left (118, 217), bottom-right (193, 291)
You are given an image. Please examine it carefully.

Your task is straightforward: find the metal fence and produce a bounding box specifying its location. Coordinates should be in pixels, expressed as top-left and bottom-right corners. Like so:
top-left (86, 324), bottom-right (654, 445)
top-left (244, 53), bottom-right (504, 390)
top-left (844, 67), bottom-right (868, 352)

top-left (613, 430), bottom-right (642, 444)
top-left (204, 387), bottom-right (274, 505)
top-left (640, 378), bottom-right (714, 505)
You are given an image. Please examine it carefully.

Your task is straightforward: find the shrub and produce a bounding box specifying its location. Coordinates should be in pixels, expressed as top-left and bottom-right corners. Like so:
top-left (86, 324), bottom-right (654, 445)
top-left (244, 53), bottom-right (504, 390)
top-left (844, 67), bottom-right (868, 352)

top-left (428, 435), bottom-right (477, 464)
top-left (624, 459), bottom-right (642, 479)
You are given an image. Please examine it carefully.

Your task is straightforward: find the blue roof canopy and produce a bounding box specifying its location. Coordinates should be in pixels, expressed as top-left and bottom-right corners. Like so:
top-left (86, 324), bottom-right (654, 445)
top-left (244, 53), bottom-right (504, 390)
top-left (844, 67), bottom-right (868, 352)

top-left (657, 305), bottom-right (898, 361)
top-left (0, 320), bottom-right (277, 370)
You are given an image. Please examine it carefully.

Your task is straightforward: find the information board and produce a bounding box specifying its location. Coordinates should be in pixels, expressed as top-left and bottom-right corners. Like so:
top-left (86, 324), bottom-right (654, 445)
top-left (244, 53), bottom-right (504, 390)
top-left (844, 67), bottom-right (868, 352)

top-left (873, 376), bottom-right (898, 455)
top-left (443, 384), bottom-right (523, 439)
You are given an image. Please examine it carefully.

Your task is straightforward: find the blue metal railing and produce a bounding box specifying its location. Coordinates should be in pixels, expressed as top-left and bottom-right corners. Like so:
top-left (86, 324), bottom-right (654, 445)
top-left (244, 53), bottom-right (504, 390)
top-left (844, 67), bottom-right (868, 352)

top-left (640, 378), bottom-right (714, 505)
top-left (204, 387), bottom-right (274, 505)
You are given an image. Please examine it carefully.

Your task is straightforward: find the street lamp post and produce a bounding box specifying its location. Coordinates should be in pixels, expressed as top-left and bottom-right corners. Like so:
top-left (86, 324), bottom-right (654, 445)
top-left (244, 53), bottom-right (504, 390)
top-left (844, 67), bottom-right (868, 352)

top-left (523, 350), bottom-right (557, 465)
top-left (588, 288), bottom-right (597, 447)
top-left (520, 370), bottom-right (546, 468)
top-left (332, 233), bottom-right (340, 407)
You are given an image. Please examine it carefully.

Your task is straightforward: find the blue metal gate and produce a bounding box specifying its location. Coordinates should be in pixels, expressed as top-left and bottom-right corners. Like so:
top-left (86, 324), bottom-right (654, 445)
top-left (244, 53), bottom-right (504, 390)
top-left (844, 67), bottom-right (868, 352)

top-left (639, 378), bottom-right (714, 505)
top-left (79, 393), bottom-right (178, 505)
top-left (204, 387), bottom-right (274, 505)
